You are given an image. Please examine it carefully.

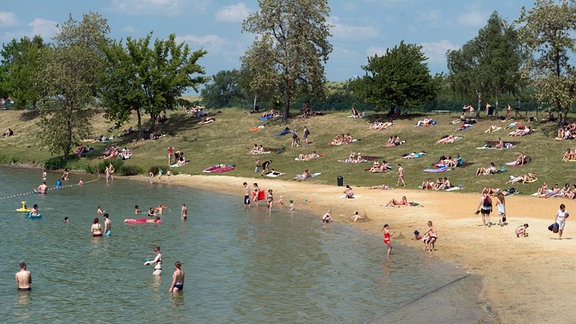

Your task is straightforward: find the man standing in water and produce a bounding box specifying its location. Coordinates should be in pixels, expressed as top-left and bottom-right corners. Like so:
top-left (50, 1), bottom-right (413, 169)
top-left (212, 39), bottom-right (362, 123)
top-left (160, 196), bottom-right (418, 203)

top-left (15, 262), bottom-right (32, 291)
top-left (37, 182), bottom-right (48, 194)
top-left (181, 203), bottom-right (188, 221)
top-left (169, 261), bottom-right (185, 293)
top-left (103, 213), bottom-right (112, 236)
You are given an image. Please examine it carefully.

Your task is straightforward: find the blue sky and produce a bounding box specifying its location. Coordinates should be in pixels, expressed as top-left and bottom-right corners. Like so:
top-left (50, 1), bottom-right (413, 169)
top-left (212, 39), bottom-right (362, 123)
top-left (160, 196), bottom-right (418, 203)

top-left (1, 0), bottom-right (533, 87)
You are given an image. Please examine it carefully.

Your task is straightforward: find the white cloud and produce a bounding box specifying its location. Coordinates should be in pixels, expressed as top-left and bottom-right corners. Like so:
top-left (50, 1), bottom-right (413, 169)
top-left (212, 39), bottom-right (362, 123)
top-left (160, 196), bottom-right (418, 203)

top-left (109, 0), bottom-right (182, 16)
top-left (420, 39), bottom-right (458, 63)
top-left (29, 18), bottom-right (58, 39)
top-left (122, 26), bottom-right (137, 33)
top-left (215, 2), bottom-right (250, 23)
top-left (329, 17), bottom-right (378, 40)
top-left (0, 11), bottom-right (18, 27)
top-left (366, 46), bottom-right (387, 57)
top-left (176, 33), bottom-right (227, 52)
top-left (457, 11), bottom-right (487, 27)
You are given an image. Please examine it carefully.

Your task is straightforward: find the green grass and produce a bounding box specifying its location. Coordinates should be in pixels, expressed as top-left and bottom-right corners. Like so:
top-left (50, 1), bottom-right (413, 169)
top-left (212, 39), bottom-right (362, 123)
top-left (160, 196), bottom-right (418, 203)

top-left (0, 107), bottom-right (574, 195)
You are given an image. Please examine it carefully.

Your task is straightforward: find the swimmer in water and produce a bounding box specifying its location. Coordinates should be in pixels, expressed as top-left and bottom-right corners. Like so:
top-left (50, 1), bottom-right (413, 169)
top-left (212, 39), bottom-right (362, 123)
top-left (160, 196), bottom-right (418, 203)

top-left (15, 262), bottom-right (32, 291)
top-left (169, 261), bottom-right (184, 293)
top-left (144, 246), bottom-right (162, 275)
top-left (91, 217), bottom-right (103, 237)
top-left (36, 182), bottom-right (48, 194)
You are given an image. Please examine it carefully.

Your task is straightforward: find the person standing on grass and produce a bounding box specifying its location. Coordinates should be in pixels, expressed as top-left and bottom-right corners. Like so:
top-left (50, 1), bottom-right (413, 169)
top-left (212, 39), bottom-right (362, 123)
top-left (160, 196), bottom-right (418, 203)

top-left (396, 164), bottom-right (406, 187)
top-left (303, 126), bottom-right (310, 146)
top-left (555, 204), bottom-right (569, 239)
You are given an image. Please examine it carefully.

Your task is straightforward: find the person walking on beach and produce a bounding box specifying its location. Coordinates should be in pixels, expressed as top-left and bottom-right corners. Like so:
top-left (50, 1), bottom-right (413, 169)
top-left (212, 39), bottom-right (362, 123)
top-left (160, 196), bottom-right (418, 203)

top-left (555, 204), bottom-right (569, 239)
top-left (144, 246), bottom-right (163, 275)
top-left (181, 203), bottom-right (188, 221)
top-left (382, 224), bottom-right (393, 258)
top-left (396, 164), bottom-right (406, 187)
top-left (169, 261), bottom-right (184, 293)
top-left (475, 189), bottom-right (492, 226)
top-left (15, 262), bottom-right (32, 291)
top-left (496, 192), bottom-right (506, 227)
top-left (243, 182), bottom-right (251, 208)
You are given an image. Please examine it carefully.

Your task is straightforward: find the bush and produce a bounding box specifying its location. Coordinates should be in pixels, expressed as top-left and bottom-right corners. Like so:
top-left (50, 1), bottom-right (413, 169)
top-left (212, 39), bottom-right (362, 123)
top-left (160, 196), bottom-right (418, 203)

top-left (44, 155), bottom-right (79, 170)
top-left (120, 164), bottom-right (142, 176)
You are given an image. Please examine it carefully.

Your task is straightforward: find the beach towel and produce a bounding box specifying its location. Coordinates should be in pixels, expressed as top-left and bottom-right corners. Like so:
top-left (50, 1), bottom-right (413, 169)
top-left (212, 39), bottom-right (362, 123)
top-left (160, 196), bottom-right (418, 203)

top-left (265, 171), bottom-right (286, 178)
top-left (446, 185), bottom-right (463, 191)
top-left (293, 172), bottom-right (321, 181)
top-left (202, 164), bottom-right (235, 173)
top-left (423, 166), bottom-right (449, 173)
top-left (274, 128), bottom-right (291, 136)
top-left (505, 161), bottom-right (527, 166)
top-left (328, 139), bottom-right (360, 146)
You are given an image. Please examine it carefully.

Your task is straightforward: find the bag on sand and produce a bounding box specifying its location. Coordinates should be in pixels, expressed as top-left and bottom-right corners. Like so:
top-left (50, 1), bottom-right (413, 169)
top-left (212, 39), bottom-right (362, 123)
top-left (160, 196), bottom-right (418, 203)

top-left (548, 223), bottom-right (559, 233)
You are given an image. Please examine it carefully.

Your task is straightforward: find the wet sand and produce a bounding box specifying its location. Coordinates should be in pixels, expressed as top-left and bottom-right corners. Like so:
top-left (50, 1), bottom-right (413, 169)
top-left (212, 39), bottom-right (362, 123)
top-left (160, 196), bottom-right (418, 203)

top-left (143, 174), bottom-right (576, 323)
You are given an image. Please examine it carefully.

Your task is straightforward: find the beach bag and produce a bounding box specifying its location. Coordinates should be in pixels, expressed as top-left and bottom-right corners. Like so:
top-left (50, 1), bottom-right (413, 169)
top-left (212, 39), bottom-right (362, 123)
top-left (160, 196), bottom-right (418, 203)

top-left (548, 223), bottom-right (559, 233)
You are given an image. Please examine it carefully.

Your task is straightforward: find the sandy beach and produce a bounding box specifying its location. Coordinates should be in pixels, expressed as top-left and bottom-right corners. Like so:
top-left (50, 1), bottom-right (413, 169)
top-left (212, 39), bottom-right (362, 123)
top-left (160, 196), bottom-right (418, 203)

top-left (145, 174), bottom-right (575, 323)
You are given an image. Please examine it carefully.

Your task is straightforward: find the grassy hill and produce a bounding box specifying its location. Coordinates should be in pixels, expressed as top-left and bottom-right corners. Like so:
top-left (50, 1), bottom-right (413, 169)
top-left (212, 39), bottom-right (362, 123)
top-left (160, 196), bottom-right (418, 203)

top-left (0, 107), bottom-right (573, 195)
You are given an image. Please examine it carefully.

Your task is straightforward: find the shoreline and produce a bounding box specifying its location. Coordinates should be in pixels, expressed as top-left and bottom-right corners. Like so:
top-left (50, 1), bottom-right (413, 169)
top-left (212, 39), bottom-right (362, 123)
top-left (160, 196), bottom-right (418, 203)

top-left (137, 173), bottom-right (576, 323)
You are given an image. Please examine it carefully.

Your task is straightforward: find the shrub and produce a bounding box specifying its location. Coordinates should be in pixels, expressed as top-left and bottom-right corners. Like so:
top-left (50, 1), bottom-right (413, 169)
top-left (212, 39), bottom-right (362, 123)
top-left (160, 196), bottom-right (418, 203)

top-left (120, 164), bottom-right (142, 176)
top-left (44, 155), bottom-right (79, 170)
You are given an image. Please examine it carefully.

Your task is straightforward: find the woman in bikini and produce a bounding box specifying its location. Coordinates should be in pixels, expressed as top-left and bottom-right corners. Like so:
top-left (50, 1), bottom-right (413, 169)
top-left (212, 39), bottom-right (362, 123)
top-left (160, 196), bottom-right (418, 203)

top-left (90, 217), bottom-right (103, 237)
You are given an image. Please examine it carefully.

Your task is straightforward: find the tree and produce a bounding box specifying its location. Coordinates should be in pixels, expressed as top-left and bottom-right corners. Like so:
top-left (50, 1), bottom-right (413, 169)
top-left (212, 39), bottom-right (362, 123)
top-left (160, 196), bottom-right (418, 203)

top-left (447, 11), bottom-right (522, 117)
top-left (242, 0), bottom-right (333, 119)
top-left (350, 41), bottom-right (437, 114)
top-left (35, 12), bottom-right (110, 158)
top-left (0, 36), bottom-right (47, 108)
top-left (100, 33), bottom-right (207, 134)
top-left (201, 69), bottom-right (243, 108)
top-left (517, 0), bottom-right (576, 121)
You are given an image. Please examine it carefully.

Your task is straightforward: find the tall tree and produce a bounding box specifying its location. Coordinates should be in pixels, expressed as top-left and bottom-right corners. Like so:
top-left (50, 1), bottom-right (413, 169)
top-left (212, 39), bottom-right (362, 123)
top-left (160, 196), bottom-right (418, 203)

top-left (0, 36), bottom-right (46, 108)
top-left (201, 69), bottom-right (243, 108)
top-left (447, 11), bottom-right (522, 117)
top-left (350, 41), bottom-right (437, 114)
top-left (517, 0), bottom-right (576, 121)
top-left (242, 0), bottom-right (332, 119)
top-left (100, 33), bottom-right (207, 134)
top-left (35, 12), bottom-right (110, 158)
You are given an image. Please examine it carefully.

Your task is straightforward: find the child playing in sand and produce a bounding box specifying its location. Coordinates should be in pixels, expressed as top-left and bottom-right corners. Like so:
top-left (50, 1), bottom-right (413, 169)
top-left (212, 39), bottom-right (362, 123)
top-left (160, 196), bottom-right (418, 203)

top-left (515, 224), bottom-right (529, 237)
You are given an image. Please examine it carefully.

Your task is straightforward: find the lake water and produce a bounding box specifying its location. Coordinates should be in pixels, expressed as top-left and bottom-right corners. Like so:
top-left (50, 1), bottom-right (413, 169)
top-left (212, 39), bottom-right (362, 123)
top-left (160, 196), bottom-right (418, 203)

top-left (0, 166), bottom-right (488, 323)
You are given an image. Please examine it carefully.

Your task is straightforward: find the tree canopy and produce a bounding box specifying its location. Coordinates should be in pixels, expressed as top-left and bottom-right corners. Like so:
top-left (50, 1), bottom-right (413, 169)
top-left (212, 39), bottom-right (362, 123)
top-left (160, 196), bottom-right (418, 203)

top-left (350, 41), bottom-right (437, 114)
top-left (241, 0), bottom-right (332, 118)
top-left (100, 33), bottom-right (207, 133)
top-left (517, 0), bottom-right (576, 121)
top-left (201, 69), bottom-right (243, 108)
top-left (0, 36), bottom-right (47, 109)
top-left (35, 12), bottom-right (110, 158)
top-left (447, 11), bottom-right (523, 116)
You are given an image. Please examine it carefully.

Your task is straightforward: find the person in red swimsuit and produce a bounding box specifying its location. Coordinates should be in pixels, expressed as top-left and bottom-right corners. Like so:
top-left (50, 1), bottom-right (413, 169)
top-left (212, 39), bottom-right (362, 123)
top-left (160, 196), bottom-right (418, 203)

top-left (382, 224), bottom-right (394, 258)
